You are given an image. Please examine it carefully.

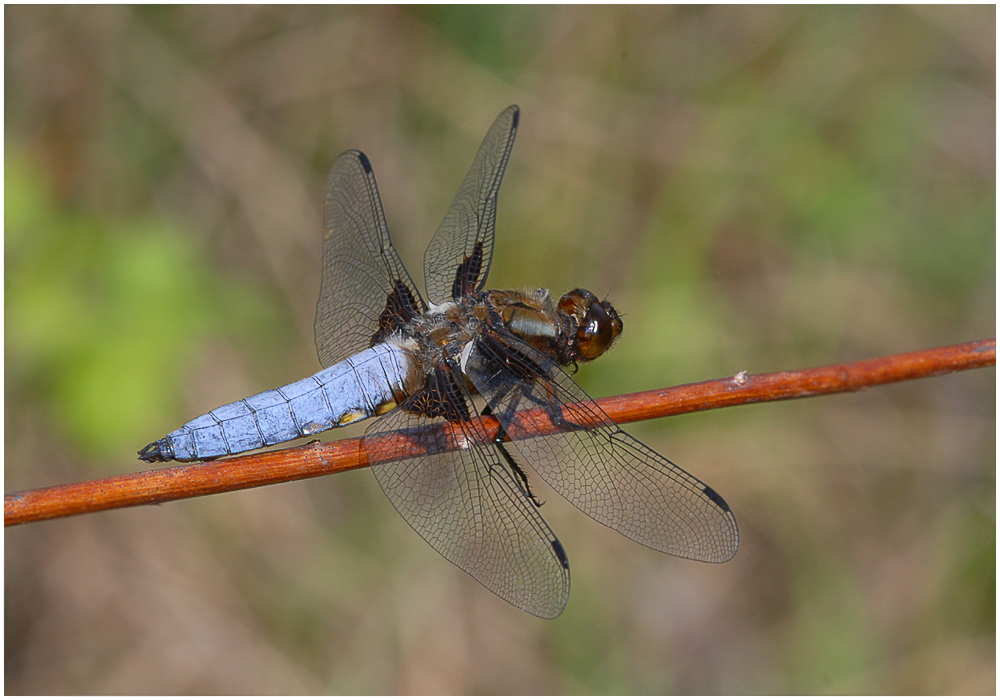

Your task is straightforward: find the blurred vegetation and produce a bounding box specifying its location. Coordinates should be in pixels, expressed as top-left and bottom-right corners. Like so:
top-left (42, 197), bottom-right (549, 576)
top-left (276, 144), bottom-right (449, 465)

top-left (5, 5), bottom-right (994, 694)
top-left (6, 152), bottom-right (285, 462)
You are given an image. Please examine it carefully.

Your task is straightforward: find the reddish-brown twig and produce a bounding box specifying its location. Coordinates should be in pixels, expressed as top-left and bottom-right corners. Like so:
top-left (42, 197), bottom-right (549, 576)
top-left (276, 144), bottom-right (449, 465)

top-left (5, 338), bottom-right (993, 527)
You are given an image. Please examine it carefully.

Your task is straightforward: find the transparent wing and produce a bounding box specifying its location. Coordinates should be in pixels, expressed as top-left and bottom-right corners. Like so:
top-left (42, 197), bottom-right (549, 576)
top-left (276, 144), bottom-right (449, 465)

top-left (316, 150), bottom-right (424, 368)
top-left (465, 332), bottom-right (739, 563)
top-left (423, 105), bottom-right (519, 304)
top-left (364, 369), bottom-right (571, 619)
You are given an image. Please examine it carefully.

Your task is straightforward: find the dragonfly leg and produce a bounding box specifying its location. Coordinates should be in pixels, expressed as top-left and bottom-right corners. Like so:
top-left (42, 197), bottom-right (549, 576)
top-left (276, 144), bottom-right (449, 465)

top-left (482, 403), bottom-right (543, 508)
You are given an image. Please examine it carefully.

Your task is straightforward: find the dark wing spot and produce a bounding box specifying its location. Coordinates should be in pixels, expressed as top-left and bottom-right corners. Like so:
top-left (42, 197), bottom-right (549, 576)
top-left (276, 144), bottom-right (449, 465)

top-left (451, 240), bottom-right (484, 300)
top-left (356, 151), bottom-right (373, 174)
top-left (702, 485), bottom-right (732, 512)
top-left (371, 279), bottom-right (421, 346)
top-left (551, 538), bottom-right (569, 570)
top-left (406, 366), bottom-right (472, 423)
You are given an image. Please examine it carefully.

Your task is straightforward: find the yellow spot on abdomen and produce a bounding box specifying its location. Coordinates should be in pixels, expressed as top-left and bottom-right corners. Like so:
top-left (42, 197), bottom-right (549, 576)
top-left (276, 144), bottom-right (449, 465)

top-left (337, 411), bottom-right (367, 426)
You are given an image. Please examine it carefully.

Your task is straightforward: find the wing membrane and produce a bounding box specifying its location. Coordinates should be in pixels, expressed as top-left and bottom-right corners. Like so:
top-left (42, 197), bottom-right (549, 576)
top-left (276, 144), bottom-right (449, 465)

top-left (423, 106), bottom-right (519, 303)
top-left (316, 150), bottom-right (424, 368)
top-left (466, 333), bottom-right (739, 563)
top-left (364, 369), bottom-right (571, 619)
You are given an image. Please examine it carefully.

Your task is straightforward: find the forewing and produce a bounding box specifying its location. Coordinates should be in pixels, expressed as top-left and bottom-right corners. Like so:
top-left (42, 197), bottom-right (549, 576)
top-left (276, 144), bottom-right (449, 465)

top-left (466, 334), bottom-right (739, 563)
top-left (364, 378), bottom-right (571, 618)
top-left (423, 106), bottom-right (519, 304)
top-left (316, 150), bottom-right (424, 368)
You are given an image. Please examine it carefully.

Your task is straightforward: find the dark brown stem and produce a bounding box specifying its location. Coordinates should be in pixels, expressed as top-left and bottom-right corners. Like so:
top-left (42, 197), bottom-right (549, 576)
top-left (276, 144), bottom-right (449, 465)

top-left (5, 338), bottom-right (993, 527)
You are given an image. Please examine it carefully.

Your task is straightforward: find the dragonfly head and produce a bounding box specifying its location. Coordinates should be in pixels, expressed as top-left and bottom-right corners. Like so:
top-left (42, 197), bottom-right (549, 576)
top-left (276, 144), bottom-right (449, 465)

top-left (557, 288), bottom-right (623, 362)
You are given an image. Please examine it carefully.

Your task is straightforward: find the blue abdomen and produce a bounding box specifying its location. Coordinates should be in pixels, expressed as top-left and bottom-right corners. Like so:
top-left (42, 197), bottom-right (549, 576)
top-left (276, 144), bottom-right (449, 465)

top-left (139, 343), bottom-right (418, 462)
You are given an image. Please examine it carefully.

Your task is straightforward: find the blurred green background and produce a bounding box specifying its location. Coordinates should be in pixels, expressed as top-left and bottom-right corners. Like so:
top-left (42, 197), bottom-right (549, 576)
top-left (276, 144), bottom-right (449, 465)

top-left (5, 5), bottom-right (994, 693)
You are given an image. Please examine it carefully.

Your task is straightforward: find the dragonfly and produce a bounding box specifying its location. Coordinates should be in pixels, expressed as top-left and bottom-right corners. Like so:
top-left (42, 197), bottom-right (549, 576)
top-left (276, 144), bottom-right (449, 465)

top-left (139, 105), bottom-right (739, 618)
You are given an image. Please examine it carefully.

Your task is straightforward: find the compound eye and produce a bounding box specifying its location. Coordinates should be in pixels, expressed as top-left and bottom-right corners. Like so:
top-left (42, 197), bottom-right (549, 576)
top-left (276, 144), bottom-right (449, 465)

top-left (576, 303), bottom-right (616, 360)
